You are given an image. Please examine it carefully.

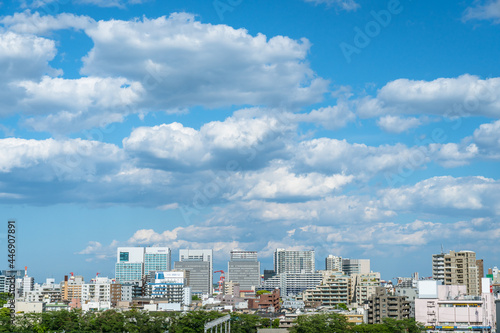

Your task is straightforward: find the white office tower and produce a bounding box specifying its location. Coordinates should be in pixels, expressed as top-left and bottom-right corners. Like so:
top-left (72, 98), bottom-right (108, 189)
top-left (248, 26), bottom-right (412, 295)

top-left (115, 247), bottom-right (171, 283)
top-left (144, 247), bottom-right (171, 274)
top-left (325, 255), bottom-right (343, 271)
top-left (115, 247), bottom-right (145, 283)
top-left (175, 249), bottom-right (213, 295)
top-left (227, 250), bottom-right (261, 291)
top-left (274, 249), bottom-right (315, 274)
top-left (342, 258), bottom-right (370, 276)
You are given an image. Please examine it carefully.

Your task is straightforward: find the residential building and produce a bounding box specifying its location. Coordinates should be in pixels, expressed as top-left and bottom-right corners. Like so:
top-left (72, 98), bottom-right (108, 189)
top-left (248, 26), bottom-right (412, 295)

top-left (302, 271), bottom-right (350, 306)
top-left (432, 253), bottom-right (445, 282)
top-left (248, 289), bottom-right (280, 312)
top-left (367, 287), bottom-right (410, 324)
top-left (61, 274), bottom-right (84, 302)
top-left (227, 250), bottom-right (260, 291)
top-left (261, 272), bottom-right (322, 296)
top-left (351, 272), bottom-right (381, 305)
top-left (274, 249), bottom-right (315, 274)
top-left (342, 259), bottom-right (370, 276)
top-left (415, 279), bottom-right (495, 332)
top-left (325, 255), bottom-right (342, 271)
top-left (443, 250), bottom-right (482, 295)
top-left (148, 271), bottom-right (190, 305)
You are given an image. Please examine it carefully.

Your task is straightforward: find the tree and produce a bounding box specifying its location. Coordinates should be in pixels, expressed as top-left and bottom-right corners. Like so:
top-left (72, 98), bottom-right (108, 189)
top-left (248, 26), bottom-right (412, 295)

top-left (289, 313), bottom-right (353, 333)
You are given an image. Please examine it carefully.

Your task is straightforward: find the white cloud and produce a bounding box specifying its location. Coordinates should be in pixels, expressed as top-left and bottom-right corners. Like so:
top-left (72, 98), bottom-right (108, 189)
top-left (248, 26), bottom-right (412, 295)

top-left (463, 0), bottom-right (500, 24)
top-left (17, 76), bottom-right (144, 133)
top-left (294, 104), bottom-right (356, 130)
top-left (123, 113), bottom-right (295, 171)
top-left (81, 13), bottom-right (329, 110)
top-left (31, 0), bottom-right (147, 9)
top-left (428, 143), bottom-right (479, 168)
top-left (0, 11), bottom-right (95, 34)
top-left (303, 0), bottom-right (360, 11)
top-left (380, 176), bottom-right (500, 215)
top-left (377, 115), bottom-right (422, 133)
top-left (473, 119), bottom-right (500, 157)
top-left (356, 75), bottom-right (500, 118)
top-left (229, 163), bottom-right (354, 200)
top-left (0, 31), bottom-right (59, 116)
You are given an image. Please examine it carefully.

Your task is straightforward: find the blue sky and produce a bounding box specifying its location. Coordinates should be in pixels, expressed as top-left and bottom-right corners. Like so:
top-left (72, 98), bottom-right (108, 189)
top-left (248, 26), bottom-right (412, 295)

top-left (0, 0), bottom-right (500, 282)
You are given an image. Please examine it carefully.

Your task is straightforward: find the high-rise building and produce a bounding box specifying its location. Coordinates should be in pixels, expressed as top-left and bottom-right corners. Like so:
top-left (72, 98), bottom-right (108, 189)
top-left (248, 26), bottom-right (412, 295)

top-left (144, 247), bottom-right (171, 274)
top-left (432, 253), bottom-right (445, 282)
top-left (325, 255), bottom-right (342, 271)
top-left (342, 259), bottom-right (370, 276)
top-left (175, 249), bottom-right (213, 295)
top-left (274, 249), bottom-right (315, 274)
top-left (115, 247), bottom-right (171, 283)
top-left (442, 250), bottom-right (482, 295)
top-left (260, 272), bottom-right (323, 296)
top-left (227, 250), bottom-right (261, 291)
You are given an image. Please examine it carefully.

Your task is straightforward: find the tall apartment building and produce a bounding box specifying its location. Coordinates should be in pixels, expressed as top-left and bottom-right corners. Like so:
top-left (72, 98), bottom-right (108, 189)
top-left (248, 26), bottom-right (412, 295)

top-left (274, 249), bottom-right (315, 274)
top-left (367, 287), bottom-right (411, 324)
top-left (342, 258), bottom-right (370, 276)
top-left (441, 250), bottom-right (482, 296)
top-left (432, 253), bottom-right (445, 282)
top-left (351, 272), bottom-right (381, 305)
top-left (115, 247), bottom-right (171, 283)
top-left (325, 255), bottom-right (342, 271)
top-left (61, 275), bottom-right (84, 301)
top-left (227, 250), bottom-right (261, 291)
top-left (175, 249), bottom-right (213, 295)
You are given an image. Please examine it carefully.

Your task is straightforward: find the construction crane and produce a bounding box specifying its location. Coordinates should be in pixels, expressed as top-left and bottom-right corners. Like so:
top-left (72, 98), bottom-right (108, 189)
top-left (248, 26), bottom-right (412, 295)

top-left (214, 270), bottom-right (225, 293)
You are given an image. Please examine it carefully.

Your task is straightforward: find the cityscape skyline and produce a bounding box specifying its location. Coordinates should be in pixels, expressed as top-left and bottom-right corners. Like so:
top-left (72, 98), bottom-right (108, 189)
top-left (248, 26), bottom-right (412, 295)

top-left (0, 0), bottom-right (499, 286)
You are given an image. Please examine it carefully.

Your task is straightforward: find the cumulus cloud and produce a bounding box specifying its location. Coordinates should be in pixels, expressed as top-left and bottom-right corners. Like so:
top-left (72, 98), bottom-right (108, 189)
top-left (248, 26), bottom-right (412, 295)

top-left (377, 115), bottom-right (422, 133)
top-left (81, 13), bottom-right (329, 110)
top-left (380, 176), bottom-right (500, 216)
top-left (0, 11), bottom-right (95, 34)
top-left (123, 113), bottom-right (295, 171)
top-left (356, 75), bottom-right (500, 118)
top-left (0, 31), bottom-right (59, 116)
top-left (18, 76), bottom-right (144, 133)
top-left (473, 119), bottom-right (500, 158)
top-left (463, 0), bottom-right (500, 24)
top-left (294, 104), bottom-right (356, 130)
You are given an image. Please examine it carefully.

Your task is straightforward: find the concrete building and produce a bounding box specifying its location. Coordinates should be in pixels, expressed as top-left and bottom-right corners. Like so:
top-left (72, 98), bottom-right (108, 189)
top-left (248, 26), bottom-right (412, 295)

top-left (325, 255), bottom-right (342, 271)
top-left (367, 287), bottom-right (411, 324)
top-left (415, 279), bottom-right (495, 332)
top-left (248, 289), bottom-right (280, 312)
top-left (302, 271), bottom-right (350, 306)
top-left (351, 272), bottom-right (381, 305)
top-left (342, 259), bottom-right (370, 276)
top-left (432, 253), bottom-right (446, 282)
top-left (115, 247), bottom-right (145, 283)
top-left (115, 247), bottom-right (171, 283)
top-left (144, 247), bottom-right (171, 274)
top-left (227, 250), bottom-right (260, 291)
top-left (443, 250), bottom-right (482, 296)
top-left (178, 249), bottom-right (213, 295)
top-left (274, 249), bottom-right (315, 274)
top-left (261, 272), bottom-right (322, 296)
top-left (174, 259), bottom-right (211, 295)
top-left (148, 271), bottom-right (190, 305)
top-left (61, 274), bottom-right (84, 301)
